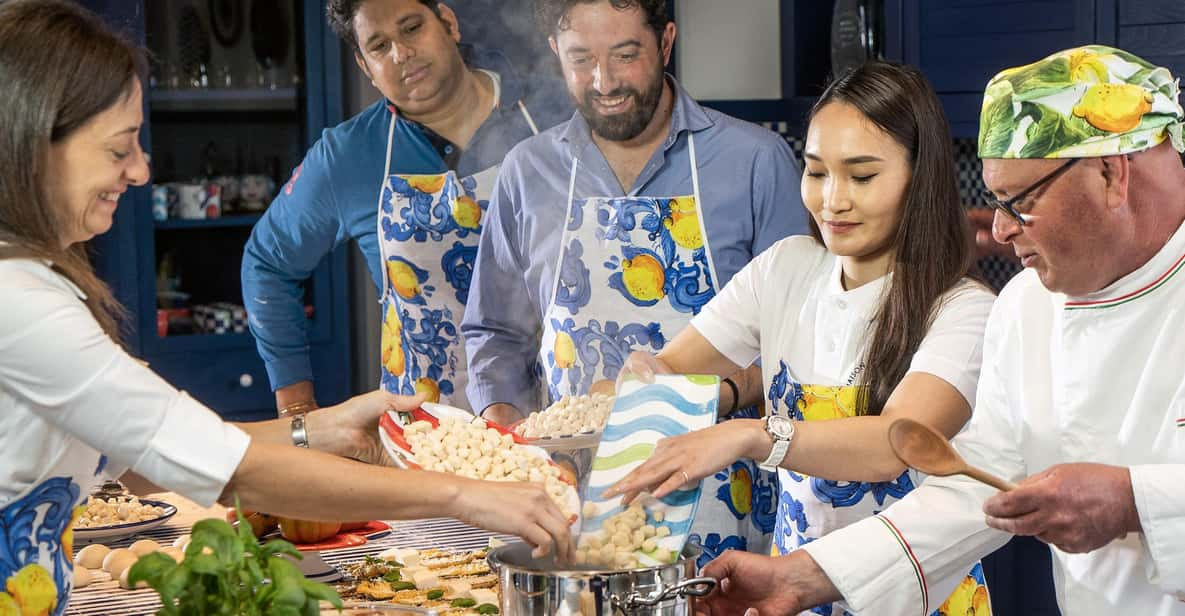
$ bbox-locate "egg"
[72,566,92,589]
[160,546,184,563]
[102,549,138,579]
[129,539,159,557]
[74,544,110,569]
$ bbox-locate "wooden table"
[66,493,507,616]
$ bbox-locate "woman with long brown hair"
[606,61,996,614]
[0,1,570,610]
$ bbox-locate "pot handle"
[613,576,717,611]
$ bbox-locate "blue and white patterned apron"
[767,362,991,616]
[376,94,538,410]
[0,446,106,615]
[539,134,777,566]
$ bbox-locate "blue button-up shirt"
[462,78,810,412]
[241,46,571,391]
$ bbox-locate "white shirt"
[0,259,250,508]
[802,221,1185,615]
[691,236,995,542]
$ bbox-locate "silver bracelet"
[291,414,309,448]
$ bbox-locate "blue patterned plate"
[73,499,178,544]
[580,374,719,566]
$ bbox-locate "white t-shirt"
[0,259,250,508]
[690,236,995,550]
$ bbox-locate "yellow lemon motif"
[1072,83,1154,133]
[798,385,863,421]
[938,575,990,616]
[387,260,422,301]
[663,197,703,249]
[62,504,85,564]
[452,195,482,230]
[729,466,753,515]
[6,564,58,616]
[620,254,666,302]
[0,592,20,616]
[405,174,447,194]
[1068,49,1109,84]
[414,378,441,403]
[554,331,576,369]
[381,304,405,376]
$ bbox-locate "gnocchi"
[516,394,614,439]
[74,495,166,528]
[403,416,573,518]
[574,502,673,568]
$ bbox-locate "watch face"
[768,415,795,439]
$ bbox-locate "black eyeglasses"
[984,158,1081,227]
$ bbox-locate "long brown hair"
[809,61,978,414]
[0,0,143,339]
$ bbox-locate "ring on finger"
[680,470,690,485]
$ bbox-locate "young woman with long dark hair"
[607,61,996,614]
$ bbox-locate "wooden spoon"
[888,418,1016,491]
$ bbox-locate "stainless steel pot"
[487,542,716,616]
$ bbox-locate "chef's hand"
[480,403,524,428]
[451,478,574,562]
[696,550,840,616]
[614,351,671,393]
[983,462,1142,553]
[604,419,764,504]
[967,208,1018,261]
[308,390,425,464]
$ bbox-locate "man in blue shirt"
[461,0,809,563]
[242,0,569,414]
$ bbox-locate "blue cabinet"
[890,0,1099,137]
[1113,1,1185,86]
[82,0,351,421]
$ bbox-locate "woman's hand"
[308,390,424,464]
[450,478,575,562]
[604,419,766,504]
[613,351,671,393]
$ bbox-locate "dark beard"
[577,70,665,142]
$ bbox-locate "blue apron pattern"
[539,134,776,567]
[376,103,539,408]
[767,361,992,615]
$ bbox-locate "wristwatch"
[758,415,795,471]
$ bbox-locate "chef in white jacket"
[692,45,1185,616]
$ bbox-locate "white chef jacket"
[0,259,250,508]
[691,236,995,546]
[802,221,1185,615]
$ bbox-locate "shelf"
[149,87,299,112]
[152,331,257,354]
[155,214,263,230]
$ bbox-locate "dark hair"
[809,61,979,414]
[0,0,140,340]
[327,0,442,50]
[535,0,668,43]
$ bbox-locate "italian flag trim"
[1065,251,1185,310]
[876,514,929,615]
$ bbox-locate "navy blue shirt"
[242,46,572,389]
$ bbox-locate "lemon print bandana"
[978,45,1185,158]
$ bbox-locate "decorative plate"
[378,403,581,527]
[579,374,720,566]
[73,499,178,544]
[290,521,391,552]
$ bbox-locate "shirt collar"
[559,75,716,153]
[823,256,891,319]
[1063,217,1185,308]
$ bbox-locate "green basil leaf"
[382,569,401,583]
[451,597,477,608]
[127,551,176,587]
[426,589,444,600]
[476,604,500,614]
[390,580,416,591]
[300,579,342,606]
[184,552,222,576]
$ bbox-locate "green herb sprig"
[128,499,342,616]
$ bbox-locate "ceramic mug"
[213,175,240,209]
[152,184,177,221]
[174,182,221,219]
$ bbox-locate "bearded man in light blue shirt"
[461,0,808,565]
